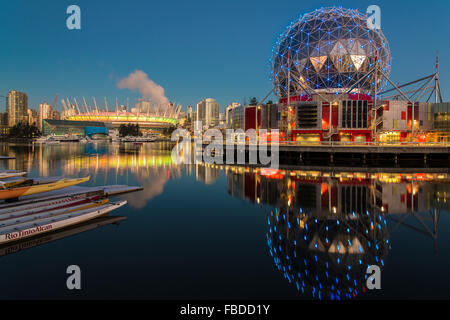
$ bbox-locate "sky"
[0,0,449,113]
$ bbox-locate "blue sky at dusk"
[0,0,449,112]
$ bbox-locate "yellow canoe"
[0,176,90,200]
[65,198,109,213]
[0,177,28,189]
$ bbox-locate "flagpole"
[436,50,439,104]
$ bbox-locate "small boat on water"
[35,134,81,143]
[0,194,103,219]
[0,184,143,209]
[0,198,109,228]
[0,165,143,247]
[0,177,28,189]
[0,215,126,257]
[0,176,90,201]
[0,200,127,245]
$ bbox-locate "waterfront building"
[27,108,38,126]
[64,99,178,131]
[38,101,53,131]
[280,96,436,143]
[7,90,28,127]
[42,119,108,138]
[0,112,8,135]
[0,112,8,126]
[184,105,194,130]
[227,105,245,131]
[225,103,241,127]
[196,98,220,128]
[227,98,443,143]
[229,6,449,143]
[430,102,450,143]
[218,112,225,126]
[186,106,193,122]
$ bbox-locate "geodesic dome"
[270,6,391,98]
[266,209,389,300]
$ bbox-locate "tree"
[118,123,142,137]
[118,124,126,137]
[8,122,41,139]
[249,97,258,106]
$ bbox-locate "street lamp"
[255,105,261,142]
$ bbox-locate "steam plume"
[117,70,169,106]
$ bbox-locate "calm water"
[0,142,449,300]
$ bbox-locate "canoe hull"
[0,201,126,245]
[0,176,90,201]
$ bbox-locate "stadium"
[66,112,177,129]
[61,98,179,131]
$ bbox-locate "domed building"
[270,6,391,97]
[225,6,441,144]
[263,6,439,144]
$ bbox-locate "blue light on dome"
[271,6,391,97]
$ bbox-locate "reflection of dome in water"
[270,6,391,97]
[266,208,389,300]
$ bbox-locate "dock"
[200,143,450,167]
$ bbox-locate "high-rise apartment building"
[7,90,28,127]
[196,98,220,128]
[186,106,193,122]
[225,102,241,127]
[38,101,53,130]
[27,109,38,126]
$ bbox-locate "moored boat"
[0,170,27,180]
[0,184,142,209]
[0,200,127,245]
[0,198,109,228]
[0,194,104,221]
[0,177,28,189]
[0,193,101,216]
[0,216,126,257]
[0,176,90,201]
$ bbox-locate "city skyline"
[0,1,450,305]
[1,0,449,113]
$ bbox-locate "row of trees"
[249,97,273,105]
[7,122,41,139]
[118,123,142,137]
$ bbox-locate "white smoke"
[117,70,170,110]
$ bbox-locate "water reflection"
[0,216,126,257]
[224,166,448,299]
[0,142,448,299]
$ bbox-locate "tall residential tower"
[196,98,220,128]
[7,90,28,127]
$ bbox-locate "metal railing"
[276,141,449,147]
[223,141,450,147]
